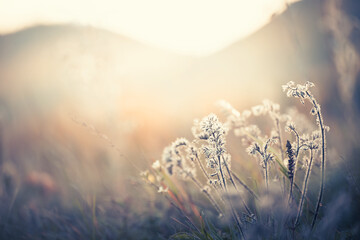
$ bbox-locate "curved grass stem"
[306,91,326,231]
[190,176,224,216]
[294,148,314,227]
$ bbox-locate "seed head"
[286,141,295,180]
[282,81,315,104]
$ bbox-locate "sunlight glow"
[0,0,298,55]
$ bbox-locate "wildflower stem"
[275,118,285,164]
[222,157,252,215]
[218,156,245,239]
[192,148,225,207]
[275,118,287,196]
[246,128,304,198]
[264,161,269,191]
[218,155,227,190]
[245,131,289,182]
[288,183,293,204]
[307,91,326,230]
[230,170,259,200]
[190,176,224,216]
[194,152,210,181]
[295,148,314,227]
[289,127,301,157]
[230,204,246,240]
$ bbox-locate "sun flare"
[0,0,298,55]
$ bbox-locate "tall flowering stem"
[190,175,224,216]
[222,155,252,215]
[159,138,224,217]
[282,81,328,230]
[196,114,245,239]
[247,138,275,191]
[306,92,327,230]
[295,146,314,227]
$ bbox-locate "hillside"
[0,0,357,168]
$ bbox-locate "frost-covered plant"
[282,81,329,229]
[286,140,296,201]
[142,81,330,239]
[247,137,276,190]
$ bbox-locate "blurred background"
[0,0,359,238]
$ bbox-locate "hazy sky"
[0,0,298,55]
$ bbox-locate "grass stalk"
[264,161,269,191]
[217,155,245,239]
[230,170,259,200]
[306,91,326,230]
[222,157,252,215]
[294,148,314,227]
[190,176,224,216]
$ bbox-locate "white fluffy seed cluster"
[282,81,315,104]
[190,114,230,176]
[159,138,196,179]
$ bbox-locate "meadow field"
[0,0,359,239]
